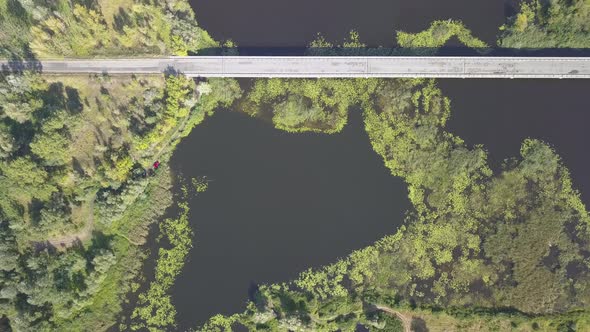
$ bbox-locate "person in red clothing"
[153,160,160,170]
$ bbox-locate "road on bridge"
[2,56,590,78]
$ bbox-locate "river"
[189,0,507,48]
[165,0,590,329]
[440,79,590,206]
[170,109,410,328]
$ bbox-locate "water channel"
[170,110,411,328]
[163,0,590,328]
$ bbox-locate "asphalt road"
[2,56,590,78]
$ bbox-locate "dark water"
[190,0,507,47]
[161,0,590,329]
[440,79,590,206]
[170,110,410,328]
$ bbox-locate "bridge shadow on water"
[193,46,590,57]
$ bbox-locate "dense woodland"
[499,0,590,48]
[1,0,589,331]
[0,72,241,330]
[0,1,243,327]
[0,0,218,58]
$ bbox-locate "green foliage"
[244,24,485,134]
[220,23,590,328]
[219,77,590,330]
[134,75,241,163]
[295,260,350,299]
[131,200,193,331]
[366,312,404,332]
[133,74,196,155]
[0,70,237,330]
[3,0,218,58]
[0,122,15,158]
[0,1,237,330]
[396,20,488,49]
[499,0,590,48]
[30,126,71,166]
[0,0,32,57]
[192,176,209,193]
[0,73,45,124]
[200,314,240,332]
[30,4,111,57]
[245,78,379,133]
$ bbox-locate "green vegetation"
[499,0,590,48]
[306,20,487,57]
[397,20,488,48]
[0,70,241,330]
[192,176,210,193]
[204,77,590,332]
[306,30,368,56]
[0,0,217,58]
[130,194,193,331]
[241,24,485,134]
[0,1,242,330]
[243,78,379,133]
[199,23,590,331]
[1,0,589,329]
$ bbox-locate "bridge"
[2,56,590,78]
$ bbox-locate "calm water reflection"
[190,0,506,47]
[163,0,590,329]
[170,110,410,328]
[440,79,590,206]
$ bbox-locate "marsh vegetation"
[0,0,589,331]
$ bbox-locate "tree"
[30,130,71,166]
[0,74,44,124]
[499,0,590,48]
[0,122,15,159]
[0,157,55,201]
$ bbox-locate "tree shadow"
[0,50,42,75]
[33,240,57,254]
[248,281,260,303]
[44,82,67,109]
[6,0,28,22]
[355,324,370,332]
[72,0,100,10]
[28,199,44,227]
[40,83,84,116]
[113,7,133,33]
[65,86,83,114]
[231,322,249,332]
[72,157,86,176]
[410,317,429,332]
[164,65,181,76]
[88,231,115,253]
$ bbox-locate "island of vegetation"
[0,0,589,331]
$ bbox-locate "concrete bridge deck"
[2,56,590,78]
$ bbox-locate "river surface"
[190,0,507,48]
[163,0,590,329]
[440,79,590,206]
[170,110,410,328]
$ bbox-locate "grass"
[53,166,174,330]
[17,75,166,244]
[98,0,134,26]
[398,308,590,332]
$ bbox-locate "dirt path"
[375,304,413,332]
